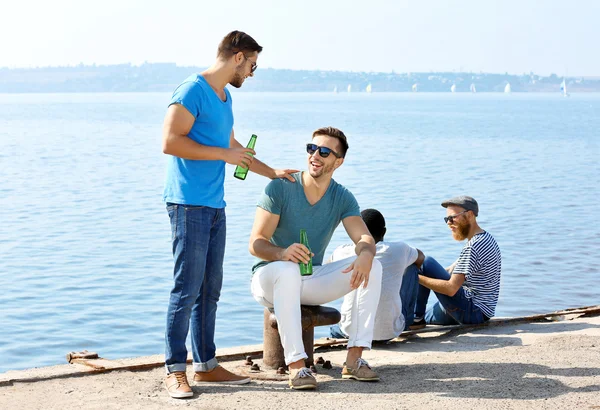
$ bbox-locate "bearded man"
[161,31,298,398]
[411,196,502,328]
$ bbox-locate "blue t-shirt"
[252,172,361,272]
[163,74,234,208]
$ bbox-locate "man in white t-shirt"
[329,209,425,341]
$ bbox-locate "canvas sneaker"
[288,367,317,390]
[164,371,193,398]
[194,365,251,385]
[342,358,380,381]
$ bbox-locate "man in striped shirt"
[411,196,501,328]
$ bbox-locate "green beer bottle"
[233,134,257,180]
[299,229,313,276]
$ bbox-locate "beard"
[229,67,245,88]
[308,159,335,179]
[451,220,471,241]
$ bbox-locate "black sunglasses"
[306,143,342,158]
[444,210,469,224]
[232,50,257,73]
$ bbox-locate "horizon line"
[0,63,597,78]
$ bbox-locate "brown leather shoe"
[194,365,251,385]
[164,371,193,398]
[342,358,380,381]
[288,367,317,390]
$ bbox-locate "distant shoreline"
[2,63,599,93]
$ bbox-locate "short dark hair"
[217,31,263,58]
[361,209,386,240]
[311,126,349,158]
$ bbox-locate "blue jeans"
[330,263,421,339]
[164,204,226,373]
[400,264,420,330]
[415,256,486,325]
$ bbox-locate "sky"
[1,0,599,76]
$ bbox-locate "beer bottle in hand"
[299,229,313,276]
[234,134,257,180]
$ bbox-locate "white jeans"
[251,257,382,365]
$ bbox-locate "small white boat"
[333,86,338,93]
[470,83,477,93]
[365,83,372,93]
[412,83,418,92]
[450,84,456,93]
[560,78,570,97]
[504,83,511,93]
[347,84,352,93]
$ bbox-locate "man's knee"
[273,261,302,287]
[423,255,437,266]
[422,256,442,275]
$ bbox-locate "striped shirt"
[453,231,501,318]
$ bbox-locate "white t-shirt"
[330,241,418,341]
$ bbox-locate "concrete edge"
[2,305,598,386]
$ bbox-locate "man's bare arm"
[446,259,459,274]
[249,207,311,264]
[341,215,376,288]
[230,131,298,181]
[414,249,425,268]
[418,273,465,296]
[162,104,254,167]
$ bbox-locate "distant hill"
[0,63,598,93]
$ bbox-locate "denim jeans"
[400,264,420,330]
[164,204,226,373]
[330,263,421,339]
[415,256,486,325]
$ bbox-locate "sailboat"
[450,84,456,93]
[347,84,352,93]
[504,83,511,93]
[365,83,372,93]
[333,86,338,93]
[470,83,477,93]
[560,78,569,97]
[412,83,418,92]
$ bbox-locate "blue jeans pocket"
[167,204,178,241]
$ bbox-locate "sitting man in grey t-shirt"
[330,209,425,341]
[249,126,382,390]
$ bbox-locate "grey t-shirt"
[252,172,360,272]
[331,241,418,340]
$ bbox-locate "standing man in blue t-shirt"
[411,196,502,329]
[249,127,383,390]
[161,31,297,399]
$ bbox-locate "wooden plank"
[400,305,600,337]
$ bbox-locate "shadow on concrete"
[179,359,600,402]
